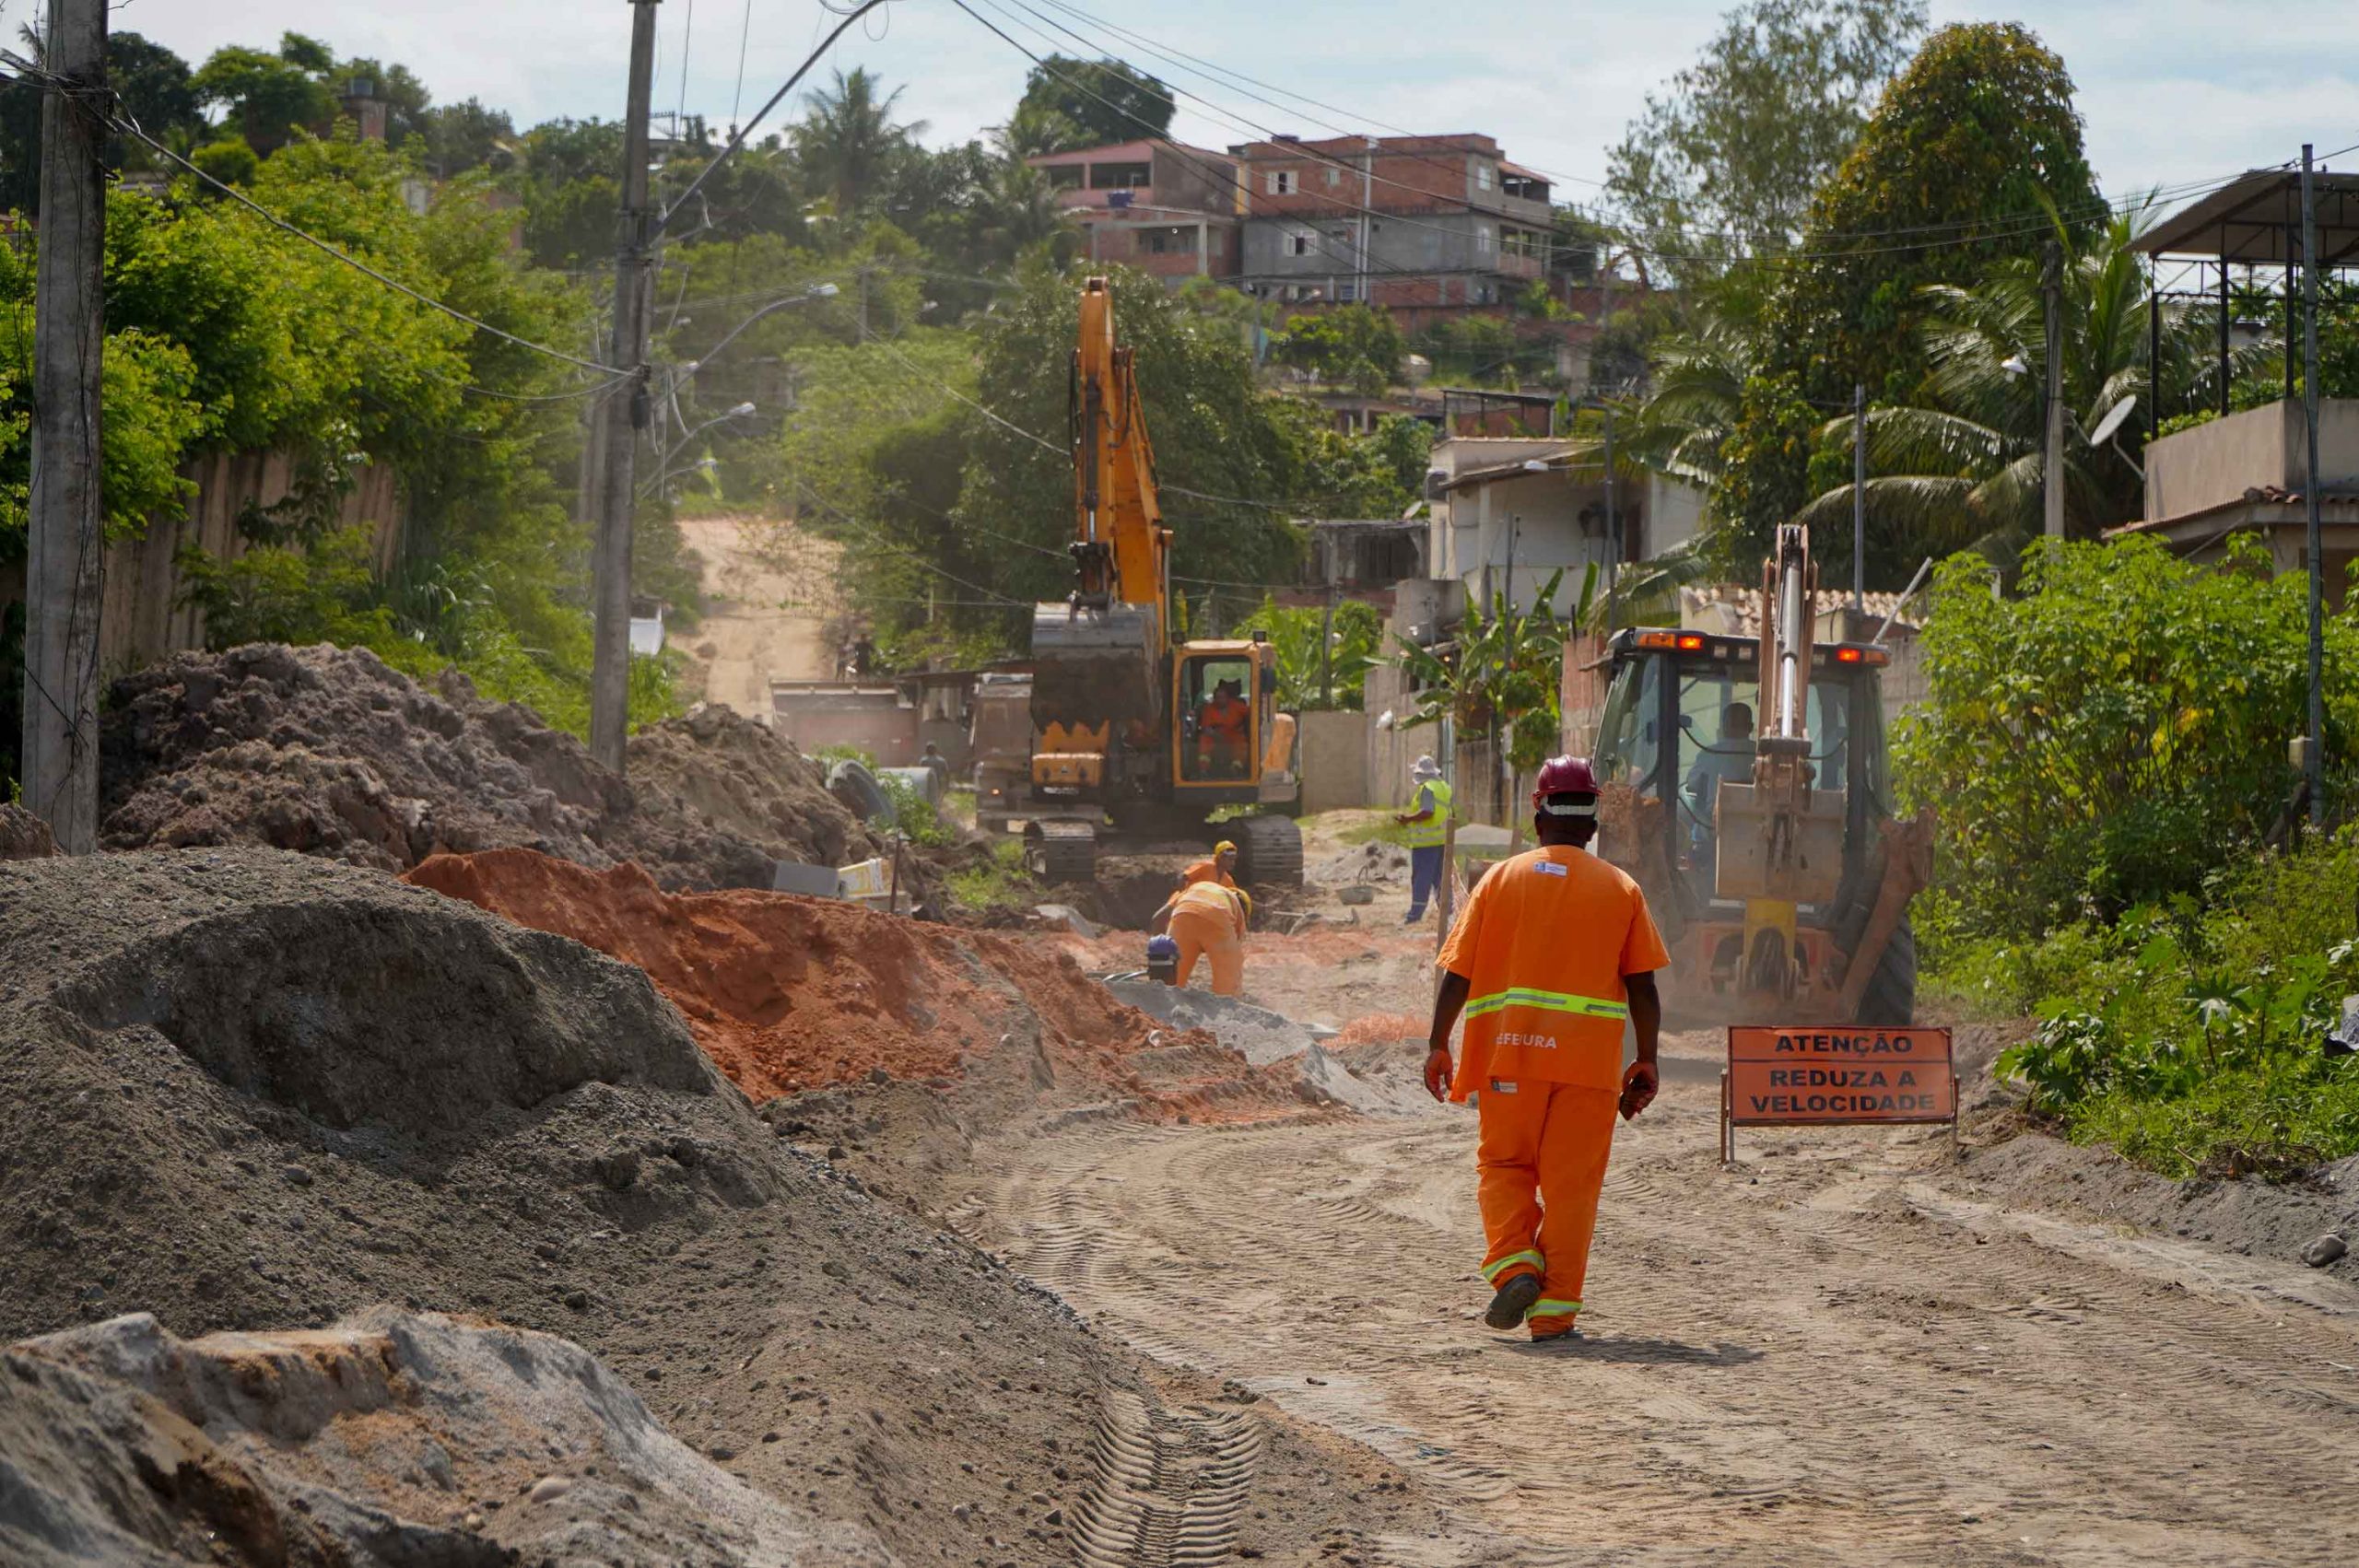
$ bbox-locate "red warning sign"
[1719,1027,1956,1158]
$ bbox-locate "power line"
[108,111,628,378]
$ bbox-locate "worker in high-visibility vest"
[1395,755,1453,923]
[1180,840,1238,890]
[1149,881,1252,995]
[1425,755,1668,1342]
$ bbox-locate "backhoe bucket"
[1713,783,1847,905]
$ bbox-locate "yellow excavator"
[1017,276,1303,886]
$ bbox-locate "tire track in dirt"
[958,1077,2359,1564]
[1072,1384,1262,1567]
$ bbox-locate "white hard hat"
[1410,754,1440,779]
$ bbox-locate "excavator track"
[1229,813,1302,888]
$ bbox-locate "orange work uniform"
[1438,844,1668,1337]
[1180,859,1238,890]
[1197,696,1250,774]
[1167,882,1248,995]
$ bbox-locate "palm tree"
[793,67,923,215]
[1794,202,2259,560]
[1618,312,1755,492]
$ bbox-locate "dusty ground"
[677,514,839,713]
[942,916,2359,1567]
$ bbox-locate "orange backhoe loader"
[1589,524,1934,1024]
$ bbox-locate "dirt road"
[949,1022,2359,1565]
[678,515,838,713]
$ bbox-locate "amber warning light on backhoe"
[1719,1025,1956,1162]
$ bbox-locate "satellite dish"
[2088,395,2137,448]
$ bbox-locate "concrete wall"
[1297,708,1368,813]
[769,688,922,766]
[2145,397,2359,524]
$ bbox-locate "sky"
[100,0,2359,210]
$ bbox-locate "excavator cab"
[1590,625,1929,1025]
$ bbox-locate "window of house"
[1268,169,1297,195]
[1044,166,1083,190]
[1475,226,1494,254]
[1325,165,1341,187]
[1088,161,1151,190]
[1288,229,1314,256]
[1475,161,1495,192]
[1143,228,1196,256]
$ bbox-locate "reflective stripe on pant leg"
[1528,1082,1619,1334]
[1482,1249,1543,1284]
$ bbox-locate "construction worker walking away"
[1424,755,1667,1341]
[1149,881,1251,996]
[1180,840,1239,889]
[1396,755,1452,923]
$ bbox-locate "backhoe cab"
[1590,526,1933,1025]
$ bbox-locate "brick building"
[1027,138,1245,286]
[1229,133,1554,326]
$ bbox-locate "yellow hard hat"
[1213,839,1238,856]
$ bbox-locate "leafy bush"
[1896,535,2357,942]
[947,837,1033,914]
[1979,833,2359,1178]
[1239,595,1382,710]
[876,771,957,848]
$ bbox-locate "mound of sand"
[0,847,1133,1565]
[403,848,1297,1117]
[98,644,878,891]
[0,1308,888,1567]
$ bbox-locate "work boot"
[1485,1271,1543,1330]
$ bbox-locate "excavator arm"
[1071,277,1171,614]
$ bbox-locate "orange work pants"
[1168,907,1244,996]
[1475,1079,1618,1338]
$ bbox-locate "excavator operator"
[1196,679,1251,778]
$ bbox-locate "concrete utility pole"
[590,0,663,772]
[1852,383,1867,610]
[2301,146,2326,825]
[2043,240,2066,540]
[21,0,107,853]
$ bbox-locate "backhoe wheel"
[1027,821,1097,886]
[1857,915,1918,1026]
[1229,813,1303,888]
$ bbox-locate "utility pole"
[21,0,107,852]
[1602,404,1618,628]
[2301,146,2326,826]
[2043,240,2066,540]
[1852,382,1867,611]
[590,0,662,771]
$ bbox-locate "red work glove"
[1424,1047,1454,1103]
[1619,1059,1659,1121]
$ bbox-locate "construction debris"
[97,644,879,890]
[0,803,56,860]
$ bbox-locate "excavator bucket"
[1712,782,1847,905]
[1030,601,1161,733]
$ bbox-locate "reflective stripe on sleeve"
[1481,1249,1544,1283]
[1461,988,1629,1021]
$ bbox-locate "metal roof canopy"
[2136,167,2359,264]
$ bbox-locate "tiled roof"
[1679,584,1920,637]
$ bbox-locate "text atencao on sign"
[1719,1026,1956,1162]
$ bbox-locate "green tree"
[1605,0,1928,279]
[1273,303,1406,394]
[793,68,922,214]
[420,99,514,178]
[1712,21,2101,576]
[1012,55,1174,151]
[192,43,336,155]
[1240,595,1383,709]
[1391,569,1578,820]
[190,135,261,188]
[1791,203,2244,571]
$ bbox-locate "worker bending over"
[1150,881,1251,996]
[1180,840,1239,889]
[1426,755,1667,1342]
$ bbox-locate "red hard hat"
[1532,755,1600,806]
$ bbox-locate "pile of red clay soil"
[404,848,1298,1120]
[98,643,879,891]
